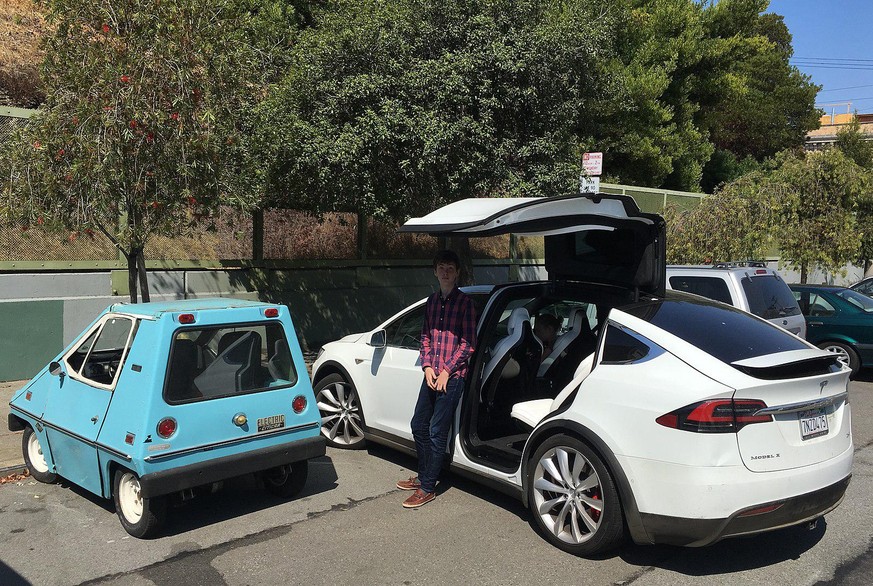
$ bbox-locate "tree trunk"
[800,262,808,284]
[137,248,150,303]
[125,250,138,304]
[446,236,474,286]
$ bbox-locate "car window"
[807,294,836,317]
[164,322,297,404]
[384,305,426,350]
[625,295,809,364]
[64,316,136,388]
[601,325,654,364]
[854,279,873,295]
[668,276,732,305]
[836,288,873,312]
[741,275,801,318]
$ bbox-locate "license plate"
[799,409,828,441]
[257,414,285,432]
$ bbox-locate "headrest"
[507,307,530,334]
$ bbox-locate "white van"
[666,263,806,338]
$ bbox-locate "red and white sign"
[582,152,603,176]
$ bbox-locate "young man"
[397,250,477,508]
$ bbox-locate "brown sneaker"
[402,488,435,508]
[396,476,421,491]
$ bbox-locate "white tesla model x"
[312,194,853,556]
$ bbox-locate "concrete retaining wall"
[0,263,543,382]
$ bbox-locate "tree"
[835,119,873,273]
[701,3,819,164]
[0,0,304,302]
[251,0,620,221]
[664,170,775,264]
[771,149,868,283]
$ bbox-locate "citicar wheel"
[263,461,309,498]
[527,434,625,556]
[113,469,167,538]
[22,426,57,483]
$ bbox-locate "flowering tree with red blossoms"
[0,0,290,301]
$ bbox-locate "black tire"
[818,341,860,378]
[527,434,625,556]
[263,461,309,499]
[22,426,57,483]
[113,468,167,538]
[314,373,367,449]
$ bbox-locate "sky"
[767,0,873,115]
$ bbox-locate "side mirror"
[49,361,63,376]
[368,330,387,348]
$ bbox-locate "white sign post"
[580,151,603,193]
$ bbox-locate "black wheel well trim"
[521,419,652,545]
[312,360,356,388]
[8,412,26,432]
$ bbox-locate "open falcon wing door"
[399,193,666,297]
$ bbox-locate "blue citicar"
[7,298,325,537]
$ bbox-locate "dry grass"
[0,0,46,106]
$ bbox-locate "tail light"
[178,313,195,324]
[157,417,177,439]
[292,395,307,414]
[656,399,772,433]
[264,307,279,318]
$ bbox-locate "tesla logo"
[820,380,828,395]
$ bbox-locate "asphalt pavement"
[0,380,27,475]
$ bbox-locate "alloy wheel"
[317,381,365,446]
[532,446,603,545]
[822,344,851,368]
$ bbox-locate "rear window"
[668,276,732,305]
[164,322,297,404]
[741,275,801,318]
[624,295,808,364]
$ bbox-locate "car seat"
[480,307,541,412]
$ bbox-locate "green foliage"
[771,149,867,281]
[1,0,303,250]
[665,171,774,264]
[252,0,621,219]
[701,3,820,165]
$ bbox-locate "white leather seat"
[511,353,595,428]
[480,307,541,409]
[482,308,532,386]
[538,307,588,378]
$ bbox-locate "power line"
[794,56,873,63]
[818,84,873,93]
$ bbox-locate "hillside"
[0,0,46,107]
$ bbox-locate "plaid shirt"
[420,287,477,379]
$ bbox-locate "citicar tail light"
[157,417,177,439]
[178,313,196,324]
[656,399,772,433]
[264,307,279,318]
[292,395,307,414]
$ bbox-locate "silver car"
[666,263,806,338]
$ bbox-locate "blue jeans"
[410,376,465,494]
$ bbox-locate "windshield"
[741,275,801,318]
[836,288,873,312]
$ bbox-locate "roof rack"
[711,261,767,269]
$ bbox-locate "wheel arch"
[521,419,652,546]
[312,360,354,388]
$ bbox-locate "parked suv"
[666,263,806,338]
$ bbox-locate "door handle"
[809,321,823,326]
